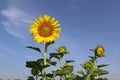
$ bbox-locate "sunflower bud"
[31,68,39,76]
[57,46,68,54]
[95,45,105,57]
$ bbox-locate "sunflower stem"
[43,44,48,80]
[36,75,38,80]
[60,58,63,68]
[59,58,63,80]
[86,74,90,80]
[94,52,97,66]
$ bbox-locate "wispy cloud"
[69,0,88,10]
[1,8,34,39]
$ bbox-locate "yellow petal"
[44,14,50,22]
[53,20,58,25]
[39,15,44,23]
[50,17,55,23]
[55,23,61,27]
[36,18,41,24]
[55,28,61,32]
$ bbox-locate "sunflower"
[63,63,72,76]
[95,45,105,57]
[57,46,68,54]
[30,14,61,44]
[64,63,71,67]
[82,61,94,70]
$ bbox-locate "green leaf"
[97,69,109,76]
[31,68,39,76]
[26,61,38,68]
[49,53,60,59]
[42,65,50,68]
[27,76,35,80]
[47,59,57,66]
[48,41,55,45]
[66,60,75,63]
[37,59,44,65]
[97,64,109,68]
[46,73,53,78]
[26,46,42,53]
[26,60,44,72]
[57,66,73,75]
[88,56,95,60]
[46,41,55,47]
[67,74,83,80]
[77,70,85,76]
[50,61,57,66]
[80,64,84,68]
[51,66,73,80]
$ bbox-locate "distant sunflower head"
[64,63,71,67]
[57,46,68,54]
[30,14,61,44]
[63,63,72,76]
[95,45,105,57]
[82,61,94,70]
[31,68,39,76]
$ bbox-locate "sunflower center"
[38,26,53,37]
[97,48,103,56]
[59,48,65,53]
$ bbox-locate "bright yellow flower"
[95,45,105,57]
[30,14,61,44]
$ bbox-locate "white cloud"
[1,8,32,24]
[1,8,34,39]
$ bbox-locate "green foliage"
[78,45,109,80]
[25,44,109,80]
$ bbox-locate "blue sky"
[0,0,120,80]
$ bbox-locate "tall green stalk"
[59,58,63,80]
[86,74,90,80]
[94,52,97,66]
[43,44,48,80]
[36,75,38,80]
[60,58,63,68]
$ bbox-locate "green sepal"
[46,41,55,47]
